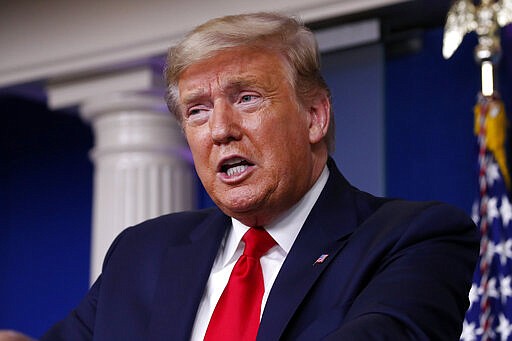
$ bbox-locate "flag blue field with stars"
[461,95,512,341]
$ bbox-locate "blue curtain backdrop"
[2,26,506,337]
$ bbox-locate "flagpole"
[443,1,512,340]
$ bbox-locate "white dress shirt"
[190,166,329,340]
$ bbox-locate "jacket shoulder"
[100,207,226,267]
[122,207,223,241]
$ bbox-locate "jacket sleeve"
[324,202,480,340]
[39,279,101,341]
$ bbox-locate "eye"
[187,104,209,116]
[235,92,261,113]
[240,94,255,103]
[237,92,261,106]
[189,108,202,116]
[185,105,211,126]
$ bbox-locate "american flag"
[461,94,512,341]
[313,254,329,266]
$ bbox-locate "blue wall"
[2,26,507,337]
[323,43,385,196]
[386,28,481,212]
[1,98,93,336]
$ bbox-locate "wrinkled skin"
[178,47,330,227]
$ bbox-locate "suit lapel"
[148,210,230,340]
[257,161,360,341]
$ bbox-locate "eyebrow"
[181,74,263,105]
[181,89,209,106]
[225,76,260,91]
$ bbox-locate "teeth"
[226,164,248,177]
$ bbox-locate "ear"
[307,93,330,144]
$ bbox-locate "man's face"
[178,47,327,226]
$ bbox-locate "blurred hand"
[0,331,35,341]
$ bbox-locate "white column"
[46,67,195,283]
[83,92,193,282]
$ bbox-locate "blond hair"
[164,12,335,151]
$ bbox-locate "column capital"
[80,91,186,161]
[45,65,165,110]
[80,90,168,121]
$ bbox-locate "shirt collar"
[218,165,330,268]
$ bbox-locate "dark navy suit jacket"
[42,161,479,340]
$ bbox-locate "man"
[40,12,478,340]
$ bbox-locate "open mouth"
[220,157,254,177]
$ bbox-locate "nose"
[209,100,242,144]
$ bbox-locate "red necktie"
[204,227,276,341]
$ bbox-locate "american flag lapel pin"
[313,254,329,266]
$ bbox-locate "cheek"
[185,131,211,166]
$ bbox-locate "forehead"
[177,47,290,97]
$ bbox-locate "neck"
[234,151,328,227]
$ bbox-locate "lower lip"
[218,164,255,183]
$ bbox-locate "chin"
[220,200,257,215]
[217,196,261,216]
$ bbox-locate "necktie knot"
[242,227,276,259]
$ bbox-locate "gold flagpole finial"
[443,0,512,95]
[443,0,512,61]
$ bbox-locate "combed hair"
[164,12,335,152]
